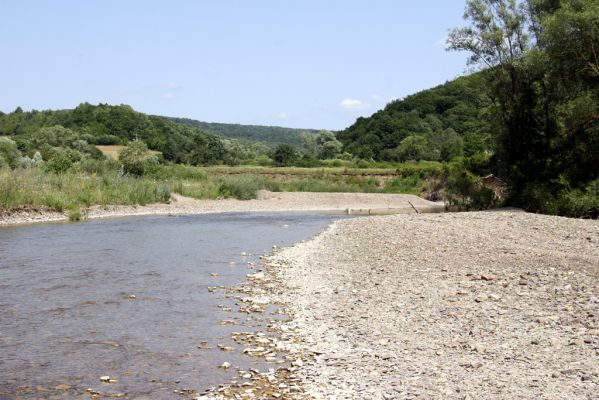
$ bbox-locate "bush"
[272,144,297,167]
[445,162,500,210]
[512,178,599,218]
[356,159,371,169]
[560,180,599,218]
[118,141,156,176]
[217,175,280,200]
[0,137,21,168]
[44,149,74,173]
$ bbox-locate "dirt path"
[0,191,443,227]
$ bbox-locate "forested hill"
[167,117,319,148]
[0,103,232,165]
[337,72,493,162]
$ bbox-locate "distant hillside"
[337,72,493,162]
[0,103,231,165]
[168,117,320,148]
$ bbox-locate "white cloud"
[277,111,288,119]
[339,98,368,110]
[163,92,175,99]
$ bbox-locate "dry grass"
[95,145,160,160]
[95,145,125,159]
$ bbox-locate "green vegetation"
[168,117,319,148]
[1,0,596,219]
[0,103,240,166]
[447,0,599,217]
[0,168,172,212]
[338,72,492,162]
[0,160,451,214]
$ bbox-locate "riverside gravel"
[231,211,598,399]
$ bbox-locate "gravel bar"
[255,211,599,399]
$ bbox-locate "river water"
[0,213,341,399]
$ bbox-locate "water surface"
[0,213,340,399]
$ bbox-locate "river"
[0,212,342,399]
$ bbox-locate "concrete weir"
[347,202,445,215]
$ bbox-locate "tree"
[448,0,546,185]
[315,131,343,159]
[449,0,599,216]
[300,133,318,157]
[396,135,429,161]
[272,143,297,166]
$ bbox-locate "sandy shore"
[214,211,598,399]
[0,191,443,227]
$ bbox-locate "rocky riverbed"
[200,211,598,399]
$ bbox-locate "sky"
[1,0,471,130]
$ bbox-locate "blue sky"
[1,1,470,130]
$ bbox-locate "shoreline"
[213,210,599,399]
[0,191,444,227]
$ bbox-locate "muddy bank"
[217,211,598,399]
[0,191,443,227]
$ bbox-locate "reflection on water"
[0,213,339,399]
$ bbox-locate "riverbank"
[0,191,443,227]
[220,211,598,399]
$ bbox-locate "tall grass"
[1,160,445,213]
[0,168,172,211]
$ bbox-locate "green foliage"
[170,117,318,148]
[448,0,599,217]
[337,72,491,162]
[385,175,421,195]
[0,103,238,167]
[395,161,444,178]
[44,149,74,174]
[396,135,430,161]
[272,144,297,167]
[445,160,499,210]
[0,137,21,168]
[68,208,82,222]
[0,167,174,212]
[217,175,280,200]
[118,141,159,176]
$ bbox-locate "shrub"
[44,150,74,173]
[0,137,21,168]
[217,175,280,200]
[272,144,297,167]
[68,208,82,222]
[118,141,157,176]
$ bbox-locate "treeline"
[168,117,319,148]
[0,103,351,172]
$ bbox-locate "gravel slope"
[262,211,598,399]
